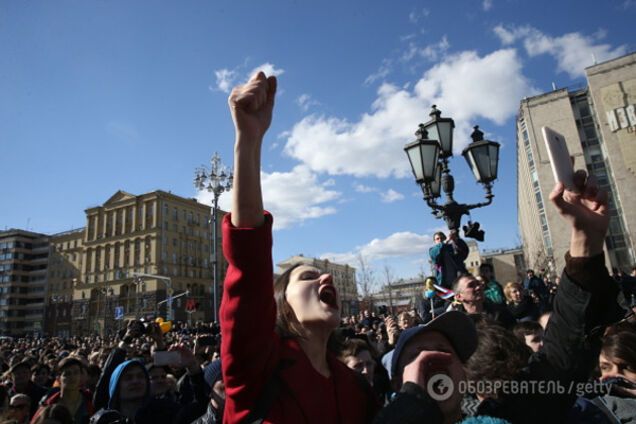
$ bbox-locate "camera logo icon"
[427,374,454,401]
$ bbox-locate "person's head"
[31,364,50,387]
[452,274,484,306]
[31,404,73,424]
[86,365,102,390]
[337,338,376,386]
[58,357,84,392]
[203,360,224,413]
[504,282,523,304]
[513,321,544,352]
[147,365,170,397]
[397,312,414,330]
[7,362,31,391]
[465,321,531,400]
[526,269,535,278]
[433,232,446,244]
[8,394,31,423]
[108,360,149,410]
[599,324,636,396]
[391,312,477,421]
[274,263,340,339]
[478,263,494,281]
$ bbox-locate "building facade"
[481,247,527,285]
[517,52,636,273]
[277,255,358,317]
[0,230,49,336]
[45,228,84,337]
[70,190,225,336]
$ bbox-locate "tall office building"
[0,229,49,336]
[71,190,226,336]
[517,52,636,273]
[45,228,84,337]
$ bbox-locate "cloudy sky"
[1,0,634,284]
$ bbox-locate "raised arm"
[228,71,277,228]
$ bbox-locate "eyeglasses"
[10,404,29,409]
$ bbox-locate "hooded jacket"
[93,350,179,424]
[107,360,150,411]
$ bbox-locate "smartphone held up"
[542,126,575,191]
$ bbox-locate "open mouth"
[318,285,339,309]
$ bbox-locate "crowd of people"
[1,72,635,423]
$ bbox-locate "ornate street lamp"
[405,106,500,239]
[194,152,233,323]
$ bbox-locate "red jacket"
[31,389,94,424]
[220,213,377,424]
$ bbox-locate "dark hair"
[32,404,73,424]
[433,231,446,241]
[465,322,531,399]
[337,338,374,361]
[513,321,543,342]
[31,363,50,374]
[273,263,306,339]
[451,273,473,293]
[601,323,636,370]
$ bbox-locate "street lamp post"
[405,106,500,238]
[194,152,233,323]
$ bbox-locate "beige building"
[517,52,636,273]
[71,190,225,336]
[45,228,84,337]
[277,255,358,316]
[464,240,481,275]
[370,277,424,314]
[0,230,49,336]
[481,247,526,285]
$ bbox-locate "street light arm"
[465,183,494,211]
[424,196,444,212]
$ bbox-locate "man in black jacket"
[375,174,626,424]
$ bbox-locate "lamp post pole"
[194,152,233,323]
[405,106,500,238]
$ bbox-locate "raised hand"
[549,170,609,257]
[228,72,277,228]
[228,71,277,143]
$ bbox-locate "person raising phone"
[220,72,378,423]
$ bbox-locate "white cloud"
[296,94,321,111]
[321,231,435,266]
[401,36,450,62]
[197,165,340,230]
[353,183,377,193]
[249,62,285,78]
[283,48,536,178]
[212,68,238,93]
[409,8,430,23]
[493,25,628,78]
[365,58,393,85]
[482,0,493,11]
[380,189,404,203]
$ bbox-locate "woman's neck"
[298,326,332,378]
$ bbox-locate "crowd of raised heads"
[3,71,636,424]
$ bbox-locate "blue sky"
[1,0,634,284]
